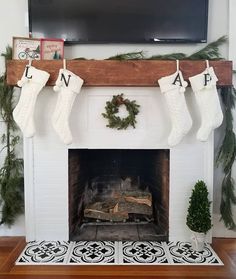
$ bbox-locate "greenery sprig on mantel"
[0,46,24,226]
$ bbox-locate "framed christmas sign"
[12,37,41,60]
[40,38,64,60]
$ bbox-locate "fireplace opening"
[69,149,169,241]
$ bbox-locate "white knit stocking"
[158,70,192,146]
[52,69,84,145]
[189,66,223,141]
[13,66,50,137]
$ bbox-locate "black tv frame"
[28,0,209,45]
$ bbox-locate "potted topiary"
[186,180,212,251]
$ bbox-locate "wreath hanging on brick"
[102,94,140,130]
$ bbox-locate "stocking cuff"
[189,67,218,92]
[158,70,188,93]
[54,69,84,94]
[17,66,50,87]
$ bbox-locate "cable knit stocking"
[13,65,50,137]
[158,70,192,146]
[52,69,84,145]
[189,66,223,141]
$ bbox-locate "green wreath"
[102,94,140,130]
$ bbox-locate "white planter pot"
[190,230,206,252]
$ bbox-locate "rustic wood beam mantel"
[7,60,232,87]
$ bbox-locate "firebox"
[69,149,169,241]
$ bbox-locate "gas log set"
[69,149,169,241]
[84,177,153,222]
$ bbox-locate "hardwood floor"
[0,237,235,278]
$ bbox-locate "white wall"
[0,0,235,237]
[0,0,28,73]
[0,0,28,236]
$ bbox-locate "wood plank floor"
[0,237,235,278]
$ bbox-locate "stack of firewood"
[84,191,152,222]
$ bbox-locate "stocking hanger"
[63,59,67,70]
[28,58,32,67]
[176,60,179,72]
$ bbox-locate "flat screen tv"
[28,0,209,44]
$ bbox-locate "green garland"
[0,46,24,226]
[106,36,227,61]
[102,94,140,130]
[75,36,227,61]
[217,86,236,229]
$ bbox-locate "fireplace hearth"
[69,149,169,241]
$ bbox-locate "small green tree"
[35,45,40,54]
[53,51,59,59]
[186,180,212,234]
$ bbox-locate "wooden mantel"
[7,59,232,87]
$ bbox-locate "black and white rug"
[16,241,223,265]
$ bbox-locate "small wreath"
[102,94,140,130]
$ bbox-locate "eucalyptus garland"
[217,86,236,229]
[0,46,24,226]
[102,94,140,130]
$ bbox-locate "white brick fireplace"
[24,86,213,242]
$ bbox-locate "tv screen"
[28,0,209,44]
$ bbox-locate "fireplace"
[23,86,214,242]
[69,149,169,241]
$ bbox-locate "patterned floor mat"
[16,241,223,265]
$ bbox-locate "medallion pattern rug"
[16,241,223,265]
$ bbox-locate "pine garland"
[105,36,227,61]
[217,86,236,229]
[106,51,145,61]
[148,53,186,60]
[0,46,24,226]
[74,36,227,61]
[187,36,227,60]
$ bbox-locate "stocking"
[158,67,192,146]
[13,65,50,137]
[52,68,84,144]
[189,64,223,141]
